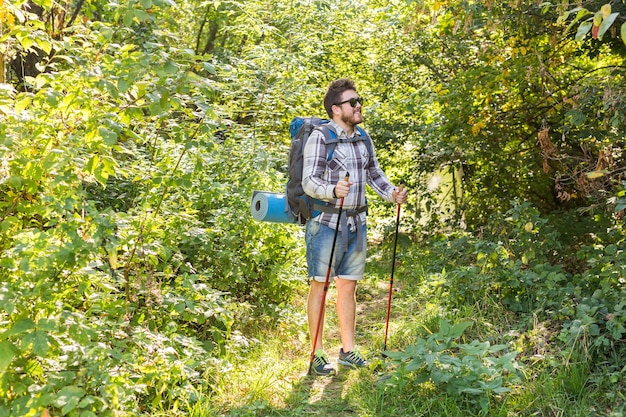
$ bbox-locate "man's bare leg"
[335,277,357,352]
[307,279,327,351]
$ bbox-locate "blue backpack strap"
[316,125,339,161]
[322,125,372,162]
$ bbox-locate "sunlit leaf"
[598,12,618,39]
[53,386,85,414]
[15,95,32,112]
[575,21,593,40]
[593,11,603,27]
[30,330,50,356]
[2,318,35,338]
[85,154,99,174]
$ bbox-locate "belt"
[313,203,368,252]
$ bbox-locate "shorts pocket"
[306,220,321,240]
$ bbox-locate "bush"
[384,319,521,412]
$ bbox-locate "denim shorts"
[305,220,367,282]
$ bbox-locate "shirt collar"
[329,120,361,139]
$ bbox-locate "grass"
[186,243,624,417]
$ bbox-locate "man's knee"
[335,277,357,293]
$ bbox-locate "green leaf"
[85,154,99,174]
[459,341,489,356]
[1,216,19,233]
[99,126,118,145]
[0,341,18,373]
[382,350,405,360]
[598,12,619,39]
[21,330,50,356]
[605,244,618,255]
[123,9,134,26]
[163,60,178,74]
[438,319,452,337]
[565,9,592,34]
[53,386,85,414]
[92,156,117,186]
[556,11,569,25]
[93,167,109,186]
[37,318,57,332]
[621,22,626,45]
[118,78,130,93]
[36,39,53,55]
[32,0,53,9]
[104,80,119,99]
[576,21,593,40]
[134,9,150,22]
[450,321,473,339]
[2,318,35,339]
[522,250,535,264]
[405,358,424,372]
[460,387,484,395]
[31,331,50,356]
[15,95,33,112]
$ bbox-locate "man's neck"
[333,118,355,136]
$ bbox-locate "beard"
[340,110,364,127]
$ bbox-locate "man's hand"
[392,185,408,205]
[334,178,352,199]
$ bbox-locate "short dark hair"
[323,78,357,118]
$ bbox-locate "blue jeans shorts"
[305,220,367,282]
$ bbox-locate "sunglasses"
[335,96,363,107]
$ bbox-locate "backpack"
[285,116,373,225]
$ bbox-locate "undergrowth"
[202,202,625,417]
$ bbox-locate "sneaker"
[338,348,369,368]
[311,350,336,376]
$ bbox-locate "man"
[302,78,408,376]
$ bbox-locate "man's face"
[335,90,363,127]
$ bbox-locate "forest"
[0,0,625,415]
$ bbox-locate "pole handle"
[395,181,405,206]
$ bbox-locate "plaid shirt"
[302,120,395,231]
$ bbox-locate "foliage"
[1,0,626,415]
[0,0,307,414]
[418,200,625,377]
[369,0,626,230]
[383,319,521,412]
[555,1,626,47]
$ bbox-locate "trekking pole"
[308,172,350,376]
[383,183,404,355]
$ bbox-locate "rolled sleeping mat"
[250,191,296,223]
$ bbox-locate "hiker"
[302,78,408,376]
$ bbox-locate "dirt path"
[272,278,402,416]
